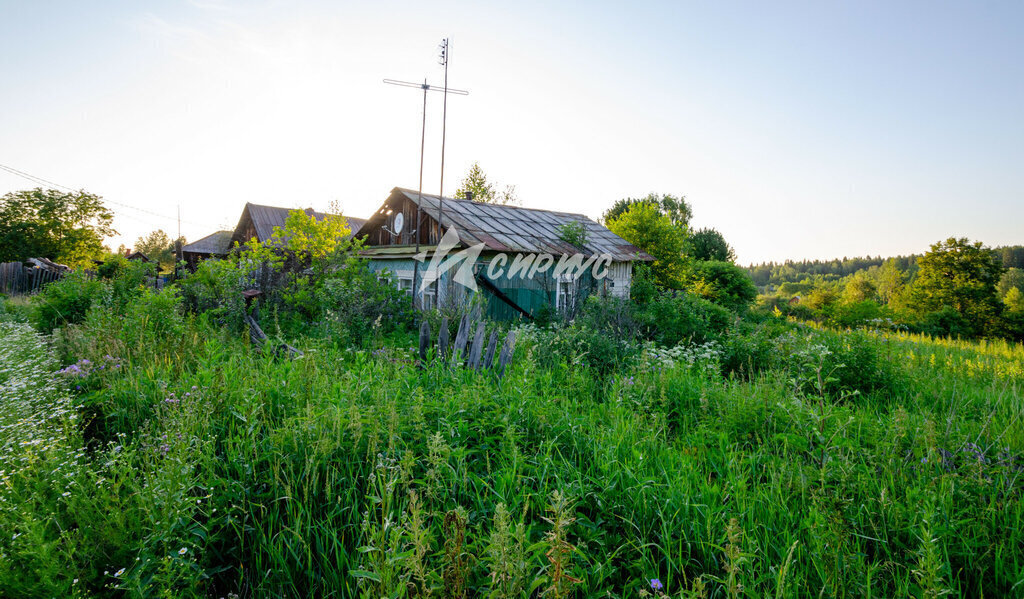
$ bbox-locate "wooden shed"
[355,187,652,319]
[181,230,233,271]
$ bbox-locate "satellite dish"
[393,212,405,234]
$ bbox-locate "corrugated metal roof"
[182,230,233,255]
[357,188,653,262]
[234,203,367,244]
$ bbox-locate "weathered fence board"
[416,310,517,379]
[0,262,64,296]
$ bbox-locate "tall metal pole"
[438,39,449,241]
[412,79,428,310]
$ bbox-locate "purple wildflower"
[649,579,663,592]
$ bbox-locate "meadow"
[0,279,1022,598]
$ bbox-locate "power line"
[0,162,208,227]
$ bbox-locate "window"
[422,279,438,310]
[557,279,574,312]
[398,277,413,296]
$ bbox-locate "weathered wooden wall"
[0,263,64,296]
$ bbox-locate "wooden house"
[229,203,367,248]
[181,230,233,271]
[181,203,368,271]
[355,187,652,319]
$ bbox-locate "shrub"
[635,290,734,346]
[917,306,974,339]
[32,271,105,333]
[121,287,187,345]
[720,319,795,377]
[829,299,883,329]
[810,329,904,397]
[320,257,414,346]
[178,259,248,333]
[687,260,756,312]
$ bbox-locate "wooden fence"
[0,262,65,296]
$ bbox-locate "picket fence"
[0,262,64,296]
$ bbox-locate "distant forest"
[746,245,1024,290]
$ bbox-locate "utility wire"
[0,162,208,227]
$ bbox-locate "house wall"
[363,194,443,247]
[366,253,634,319]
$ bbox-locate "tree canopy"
[133,230,185,272]
[687,260,757,312]
[909,237,1005,336]
[606,202,687,289]
[454,162,518,205]
[0,188,116,268]
[688,227,735,262]
[601,193,691,229]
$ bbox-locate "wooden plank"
[483,330,499,369]
[452,312,470,362]
[418,320,431,368]
[468,322,486,370]
[497,330,517,379]
[438,317,449,359]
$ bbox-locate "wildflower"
[178,547,188,555]
[114,568,125,577]
[650,578,663,592]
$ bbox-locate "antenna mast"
[384,53,468,310]
[438,38,450,242]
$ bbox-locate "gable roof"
[231,202,367,246]
[182,230,233,255]
[357,187,652,262]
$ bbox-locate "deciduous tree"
[601,193,691,229]
[0,188,115,268]
[689,227,735,262]
[909,237,1005,336]
[133,229,185,272]
[606,203,687,288]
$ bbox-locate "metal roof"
[182,230,233,255]
[233,203,367,244]
[357,188,653,262]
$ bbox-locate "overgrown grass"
[1,298,1022,597]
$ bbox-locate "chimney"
[464,191,473,202]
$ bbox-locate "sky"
[1,0,1022,264]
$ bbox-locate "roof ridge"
[393,187,592,221]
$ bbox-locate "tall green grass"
[1,301,1022,597]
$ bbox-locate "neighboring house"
[181,230,233,271]
[229,202,367,248]
[355,187,652,319]
[182,203,367,271]
[125,251,150,262]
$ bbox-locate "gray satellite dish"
[393,212,404,234]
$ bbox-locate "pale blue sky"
[2,1,1021,263]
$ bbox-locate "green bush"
[320,257,414,346]
[178,258,248,333]
[32,271,105,333]
[917,306,974,339]
[829,299,883,329]
[122,287,186,345]
[635,290,734,346]
[687,260,757,312]
[806,329,904,398]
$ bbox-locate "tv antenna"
[384,42,468,309]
